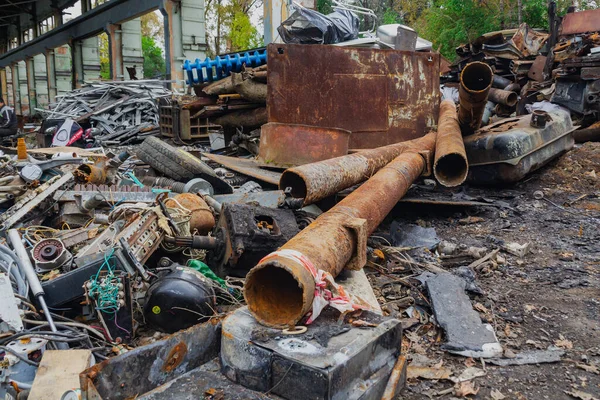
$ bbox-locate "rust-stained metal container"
[560,9,600,36]
[165,193,215,234]
[257,123,350,168]
[267,43,440,149]
[464,107,577,184]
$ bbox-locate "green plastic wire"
[88,249,121,315]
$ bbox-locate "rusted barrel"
[488,88,518,107]
[279,132,437,206]
[458,62,493,136]
[434,100,468,187]
[244,134,436,327]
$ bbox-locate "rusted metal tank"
[434,100,468,187]
[165,193,215,234]
[458,62,493,136]
[279,132,436,206]
[267,43,440,149]
[244,134,436,328]
[257,123,350,168]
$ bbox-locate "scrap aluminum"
[36,80,171,145]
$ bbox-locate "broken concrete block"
[426,274,503,358]
[29,350,93,400]
[221,306,402,399]
[502,242,530,258]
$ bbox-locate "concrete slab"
[221,307,402,400]
[426,274,503,358]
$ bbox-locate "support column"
[18,61,29,116]
[71,40,84,88]
[107,19,143,81]
[107,24,123,80]
[82,37,101,82]
[34,54,49,110]
[26,57,37,116]
[1,69,8,105]
[45,49,57,104]
[10,64,20,114]
[162,0,208,89]
[54,45,72,97]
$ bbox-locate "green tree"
[98,32,110,80]
[142,36,166,78]
[229,11,263,51]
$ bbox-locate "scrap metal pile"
[37,80,171,146]
[0,4,598,400]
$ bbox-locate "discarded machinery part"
[282,326,308,335]
[163,235,221,250]
[434,100,469,187]
[495,103,515,117]
[492,74,512,89]
[488,88,518,107]
[236,180,262,194]
[94,213,110,225]
[533,190,544,200]
[0,173,73,231]
[203,195,222,213]
[458,61,494,136]
[183,178,214,195]
[279,132,437,206]
[244,138,436,327]
[202,153,282,186]
[257,123,351,168]
[505,83,521,93]
[18,157,84,183]
[573,121,600,143]
[74,163,107,184]
[0,185,27,193]
[267,43,440,149]
[114,211,164,264]
[143,266,216,333]
[19,164,45,182]
[142,176,186,193]
[0,175,16,185]
[31,239,73,272]
[381,355,408,400]
[165,193,215,235]
[530,109,550,128]
[182,48,267,84]
[7,230,58,333]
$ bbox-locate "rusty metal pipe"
[573,121,600,143]
[492,74,512,89]
[279,132,436,206]
[245,136,436,327]
[434,100,468,187]
[74,163,107,184]
[458,62,493,136]
[488,88,518,107]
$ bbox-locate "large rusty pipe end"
[434,100,468,187]
[279,169,308,202]
[488,88,518,107]
[244,255,315,328]
[458,62,493,136]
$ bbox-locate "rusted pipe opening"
[279,170,307,200]
[461,63,493,92]
[503,91,518,107]
[245,262,305,327]
[434,153,468,187]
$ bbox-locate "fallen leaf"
[473,303,488,313]
[504,323,512,337]
[576,363,600,375]
[491,389,506,400]
[464,357,476,368]
[407,365,452,381]
[451,367,486,383]
[455,381,479,397]
[564,389,599,400]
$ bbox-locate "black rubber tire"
[136,137,216,181]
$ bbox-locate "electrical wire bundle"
[86,249,124,316]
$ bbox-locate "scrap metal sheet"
[267,44,440,149]
[560,9,600,36]
[203,153,281,185]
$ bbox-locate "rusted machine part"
[165,193,215,234]
[433,100,468,187]
[573,121,600,143]
[381,355,407,400]
[279,132,436,206]
[458,62,494,136]
[74,162,107,184]
[505,83,521,93]
[488,88,518,107]
[245,141,435,328]
[492,75,512,89]
[258,123,351,168]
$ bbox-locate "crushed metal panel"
[267,43,440,149]
[203,153,281,185]
[560,9,600,36]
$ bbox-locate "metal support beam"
[0,0,163,67]
[45,48,57,103]
[54,44,71,98]
[0,68,8,105]
[25,57,36,116]
[107,23,122,81]
[71,39,83,88]
[10,64,20,113]
[17,61,28,115]
[33,53,48,109]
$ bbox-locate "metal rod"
[7,229,58,332]
[434,100,469,187]
[244,134,436,327]
[488,88,518,107]
[458,62,493,136]
[279,132,437,206]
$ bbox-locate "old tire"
[136,137,216,181]
[136,137,233,194]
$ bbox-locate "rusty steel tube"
[434,100,468,187]
[488,88,518,107]
[573,121,600,143]
[492,74,512,89]
[458,62,493,136]
[279,132,436,206]
[244,136,436,327]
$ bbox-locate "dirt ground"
[367,142,600,399]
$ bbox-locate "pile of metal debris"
[0,4,599,400]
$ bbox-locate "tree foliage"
[142,36,166,78]
[205,0,263,56]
